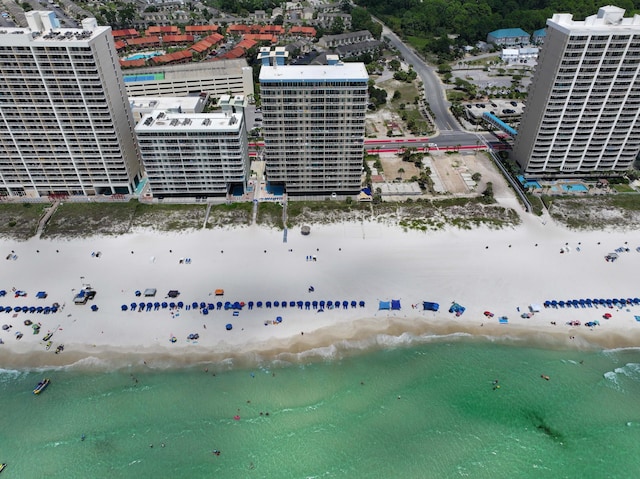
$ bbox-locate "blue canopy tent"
[391,300,401,310]
[379,301,391,310]
[36,291,47,299]
[423,302,440,312]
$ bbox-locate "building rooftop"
[488,28,530,38]
[0,15,106,44]
[130,96,205,113]
[122,58,250,83]
[259,62,368,82]
[550,6,640,32]
[136,111,243,133]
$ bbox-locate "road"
[378,23,460,133]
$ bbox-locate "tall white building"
[259,52,368,195]
[0,13,141,197]
[135,111,249,197]
[513,6,640,178]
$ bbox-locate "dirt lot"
[377,150,506,196]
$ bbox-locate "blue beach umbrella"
[281,301,287,308]
[359,301,365,307]
[225,323,233,331]
[177,301,184,309]
[289,301,295,308]
[121,304,128,311]
[266,301,272,308]
[274,301,279,307]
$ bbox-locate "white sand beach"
[1,207,640,369]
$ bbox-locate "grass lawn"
[405,36,429,52]
[0,203,50,240]
[256,202,283,228]
[612,184,636,193]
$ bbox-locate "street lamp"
[80,276,85,287]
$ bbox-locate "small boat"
[42,332,53,341]
[33,378,50,395]
[0,463,6,473]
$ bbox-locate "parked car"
[502,109,516,114]
[510,101,518,107]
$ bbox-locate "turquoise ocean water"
[2,336,640,478]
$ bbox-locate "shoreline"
[2,215,640,370]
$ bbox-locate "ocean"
[1,336,640,478]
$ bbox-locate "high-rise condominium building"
[135,111,249,197]
[0,12,141,197]
[512,6,640,178]
[259,50,368,195]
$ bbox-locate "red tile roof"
[114,40,127,50]
[126,36,161,47]
[189,33,224,53]
[242,34,276,44]
[111,28,139,38]
[218,46,245,59]
[289,26,316,36]
[119,59,146,68]
[146,26,180,35]
[162,34,194,44]
[226,24,251,34]
[150,50,193,65]
[260,25,284,34]
[185,25,219,33]
[237,38,258,49]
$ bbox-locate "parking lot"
[464,99,526,121]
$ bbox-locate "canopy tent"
[423,301,439,312]
[36,291,47,299]
[529,303,541,313]
[144,288,157,297]
[167,290,180,298]
[378,301,391,310]
[391,300,401,310]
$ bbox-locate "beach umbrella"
[351,301,357,308]
[289,301,295,308]
[224,302,231,310]
[135,290,141,297]
[121,305,128,311]
[192,302,198,309]
[202,309,209,315]
[161,302,168,309]
[200,302,206,309]
[359,301,365,307]
[13,306,20,312]
[333,301,340,309]
[29,306,36,313]
[208,303,214,310]
[169,302,176,309]
[4,306,11,313]
[312,301,318,308]
[276,316,282,323]
[634,298,640,305]
[217,302,223,310]
[343,301,349,309]
[305,301,310,310]
[43,307,51,314]
[91,305,98,312]
[36,306,43,313]
[256,301,263,308]
[603,313,612,319]
[274,301,279,307]
[233,302,241,310]
[146,302,152,309]
[154,302,160,309]
[320,300,326,308]
[266,301,272,308]
[281,301,287,308]
[0,290,5,296]
[177,301,184,309]
[248,301,254,310]
[225,323,233,331]
[327,301,333,308]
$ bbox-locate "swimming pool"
[125,51,164,61]
[562,184,588,192]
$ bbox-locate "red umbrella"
[484,311,494,317]
[603,313,612,319]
